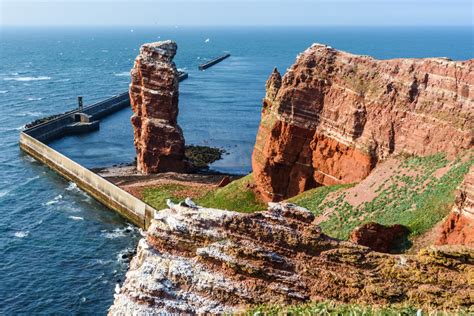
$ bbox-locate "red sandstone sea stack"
[252,44,473,201]
[129,40,188,174]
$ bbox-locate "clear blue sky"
[1,0,472,26]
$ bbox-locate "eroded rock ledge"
[252,44,473,201]
[109,202,473,314]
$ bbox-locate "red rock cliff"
[252,44,473,201]
[437,165,474,247]
[130,41,187,174]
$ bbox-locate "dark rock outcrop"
[109,202,473,314]
[130,41,188,174]
[349,222,410,253]
[252,44,473,201]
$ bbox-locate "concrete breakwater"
[199,53,231,70]
[20,93,158,229]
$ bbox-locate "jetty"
[199,54,231,70]
[178,71,188,81]
[19,92,158,229]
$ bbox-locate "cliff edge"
[252,44,473,201]
[109,202,473,314]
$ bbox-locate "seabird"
[184,197,198,209]
[166,199,175,209]
[115,283,121,294]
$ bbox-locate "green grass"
[287,183,355,216]
[197,174,266,213]
[142,174,266,213]
[142,183,192,210]
[245,301,424,315]
[318,153,473,240]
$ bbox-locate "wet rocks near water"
[25,111,74,129]
[109,201,473,314]
[130,40,189,174]
[252,43,473,201]
[184,145,226,171]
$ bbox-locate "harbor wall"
[25,92,130,142]
[19,92,157,229]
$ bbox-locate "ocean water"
[0,26,472,314]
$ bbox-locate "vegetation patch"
[197,174,266,213]
[245,301,435,315]
[312,153,473,240]
[142,174,265,213]
[287,183,355,216]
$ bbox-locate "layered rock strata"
[130,41,187,174]
[109,202,473,314]
[437,166,474,246]
[252,44,473,201]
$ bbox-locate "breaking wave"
[101,224,137,239]
[43,194,63,206]
[114,72,130,77]
[4,76,51,82]
[14,231,29,238]
[69,216,84,221]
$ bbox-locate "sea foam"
[4,76,51,82]
[14,231,29,238]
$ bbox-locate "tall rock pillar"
[129,40,187,174]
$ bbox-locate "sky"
[0,0,473,27]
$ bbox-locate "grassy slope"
[289,153,473,240]
[142,152,472,240]
[142,174,266,213]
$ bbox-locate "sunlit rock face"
[437,165,474,247]
[130,40,188,174]
[109,202,473,314]
[252,43,473,201]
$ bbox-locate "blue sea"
[0,26,472,314]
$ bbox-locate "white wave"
[3,76,51,82]
[0,190,10,198]
[23,155,36,163]
[0,90,8,94]
[14,231,29,238]
[65,182,92,202]
[23,175,40,185]
[27,97,43,101]
[102,224,137,239]
[114,72,130,77]
[102,228,126,239]
[69,216,84,221]
[66,182,78,192]
[94,259,113,265]
[204,38,210,43]
[43,194,63,206]
[101,49,109,53]
[15,124,26,131]
[56,78,71,82]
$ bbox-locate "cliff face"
[109,202,473,314]
[252,44,473,201]
[130,41,188,174]
[437,166,474,246]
